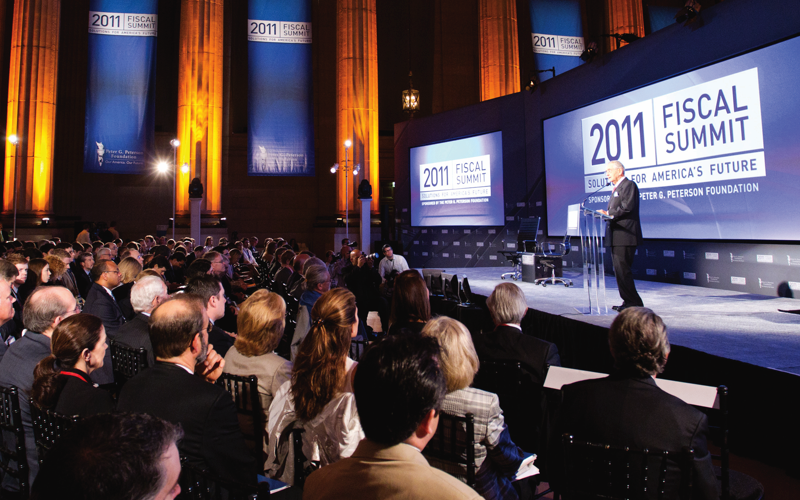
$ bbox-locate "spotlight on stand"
[353,163,361,176]
[157,161,169,173]
[180,162,190,174]
[675,0,701,26]
[603,33,640,50]
[330,163,339,174]
[580,41,598,62]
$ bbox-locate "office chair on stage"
[499,217,540,280]
[535,233,573,287]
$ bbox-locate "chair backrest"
[519,217,540,252]
[292,427,308,488]
[216,373,264,465]
[179,456,267,500]
[110,340,148,389]
[422,412,476,487]
[0,386,29,498]
[473,360,544,453]
[349,339,369,361]
[562,434,695,500]
[29,401,80,465]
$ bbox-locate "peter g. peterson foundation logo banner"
[83,0,158,174]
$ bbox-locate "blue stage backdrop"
[529,0,584,82]
[84,0,158,174]
[247,0,314,176]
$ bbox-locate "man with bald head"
[0,287,78,493]
[117,294,255,486]
[83,260,126,385]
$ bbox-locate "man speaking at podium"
[600,161,643,311]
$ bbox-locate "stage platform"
[447,266,800,375]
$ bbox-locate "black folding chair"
[216,373,265,465]
[178,456,269,500]
[562,434,695,500]
[110,340,148,392]
[29,401,80,465]
[0,386,30,498]
[422,412,476,488]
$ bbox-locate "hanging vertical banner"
[83,0,158,174]
[529,0,584,82]
[248,0,314,176]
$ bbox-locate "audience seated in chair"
[554,307,719,500]
[303,332,481,500]
[291,264,331,361]
[185,275,236,357]
[116,275,170,368]
[0,262,21,353]
[31,314,114,417]
[422,316,526,500]
[387,270,430,336]
[223,289,292,462]
[113,257,144,321]
[116,293,256,486]
[0,286,79,494]
[82,260,127,386]
[266,288,363,485]
[29,412,182,500]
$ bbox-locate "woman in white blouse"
[266,288,363,484]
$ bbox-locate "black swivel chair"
[500,217,541,280]
[534,234,573,287]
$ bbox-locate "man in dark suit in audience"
[74,251,95,299]
[472,282,561,459]
[117,293,255,486]
[0,261,20,350]
[82,260,126,385]
[116,275,169,368]
[556,307,719,500]
[0,287,78,494]
[184,275,235,357]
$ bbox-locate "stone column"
[3,0,60,215]
[336,0,379,215]
[479,0,520,101]
[177,0,224,215]
[604,0,644,52]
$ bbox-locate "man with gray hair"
[116,276,170,367]
[473,282,560,454]
[557,307,718,499]
[0,286,79,494]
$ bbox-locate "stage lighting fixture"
[170,138,180,148]
[525,67,556,94]
[580,42,598,62]
[157,161,169,173]
[8,135,18,145]
[180,162,190,174]
[330,163,339,174]
[41,217,50,227]
[344,139,352,148]
[353,164,361,176]
[603,33,640,50]
[675,0,701,25]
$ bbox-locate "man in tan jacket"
[303,334,481,500]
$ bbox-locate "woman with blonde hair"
[223,290,291,462]
[113,256,145,320]
[422,316,526,500]
[266,288,363,484]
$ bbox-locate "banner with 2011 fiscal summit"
[84,0,158,174]
[247,0,314,176]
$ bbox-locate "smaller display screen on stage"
[544,35,800,241]
[410,131,505,227]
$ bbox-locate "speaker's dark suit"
[557,374,719,500]
[116,312,155,367]
[117,362,256,485]
[604,177,643,307]
[472,325,561,457]
[83,283,126,385]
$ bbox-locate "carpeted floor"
[439,267,800,375]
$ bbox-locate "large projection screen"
[410,131,505,227]
[544,35,800,241]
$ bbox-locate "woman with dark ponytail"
[266,288,364,484]
[31,314,114,416]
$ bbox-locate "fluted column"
[479,0,519,101]
[336,0,379,215]
[605,0,644,52]
[3,0,60,215]
[177,0,224,214]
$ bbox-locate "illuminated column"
[605,0,644,52]
[3,0,60,214]
[177,0,224,214]
[336,0,379,214]
[479,0,520,101]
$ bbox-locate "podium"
[578,206,611,315]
